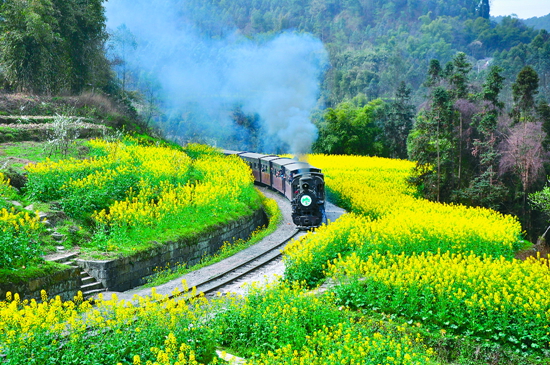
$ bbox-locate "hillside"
[171,0,544,105]
[0,94,145,271]
[518,14,550,31]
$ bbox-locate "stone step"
[47,252,80,263]
[81,276,96,284]
[81,281,104,291]
[82,288,106,298]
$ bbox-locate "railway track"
[184,230,303,299]
[97,187,345,303]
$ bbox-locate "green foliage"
[0,208,45,269]
[529,182,550,239]
[330,251,550,355]
[314,97,386,156]
[494,29,550,102]
[408,84,456,201]
[512,65,540,123]
[529,184,550,215]
[212,281,348,357]
[1,292,217,364]
[284,215,360,287]
[379,81,416,159]
[0,0,110,94]
[0,0,65,94]
[459,65,508,209]
[61,171,140,222]
[178,0,545,107]
[408,53,513,208]
[25,139,261,257]
[523,14,550,32]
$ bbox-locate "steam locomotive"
[223,150,326,229]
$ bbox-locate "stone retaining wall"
[76,208,268,292]
[0,266,82,302]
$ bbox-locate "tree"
[511,66,540,123]
[107,24,138,94]
[408,86,455,201]
[51,0,108,92]
[448,52,472,99]
[476,0,490,19]
[410,54,476,202]
[460,66,508,209]
[381,81,415,159]
[0,0,66,93]
[529,182,550,242]
[424,59,443,87]
[0,0,110,94]
[500,121,548,217]
[537,100,550,148]
[314,97,386,156]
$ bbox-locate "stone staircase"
[46,249,106,299]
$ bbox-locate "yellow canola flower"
[25,138,257,249]
[286,154,523,269]
[251,319,437,365]
[91,150,254,230]
[328,251,550,346]
[0,288,210,363]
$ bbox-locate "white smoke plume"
[105,0,328,155]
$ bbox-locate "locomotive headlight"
[303,183,309,190]
[300,195,312,207]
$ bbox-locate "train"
[222,150,326,229]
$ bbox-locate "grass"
[0,140,90,174]
[0,261,67,285]
[78,202,262,260]
[143,191,282,288]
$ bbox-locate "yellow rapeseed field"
[285,154,545,353]
[24,139,259,252]
[285,154,524,284]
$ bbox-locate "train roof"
[239,152,270,159]
[221,149,245,156]
[284,162,321,173]
[271,158,298,168]
[260,156,281,163]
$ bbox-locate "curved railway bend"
[101,187,346,302]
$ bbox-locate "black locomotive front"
[290,174,325,228]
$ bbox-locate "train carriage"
[260,156,280,187]
[222,149,326,229]
[238,152,267,184]
[269,158,295,196]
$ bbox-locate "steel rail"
[181,230,302,298]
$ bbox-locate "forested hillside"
[174,0,550,239]
[515,14,550,31]
[0,0,128,104]
[182,0,546,105]
[2,0,550,239]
